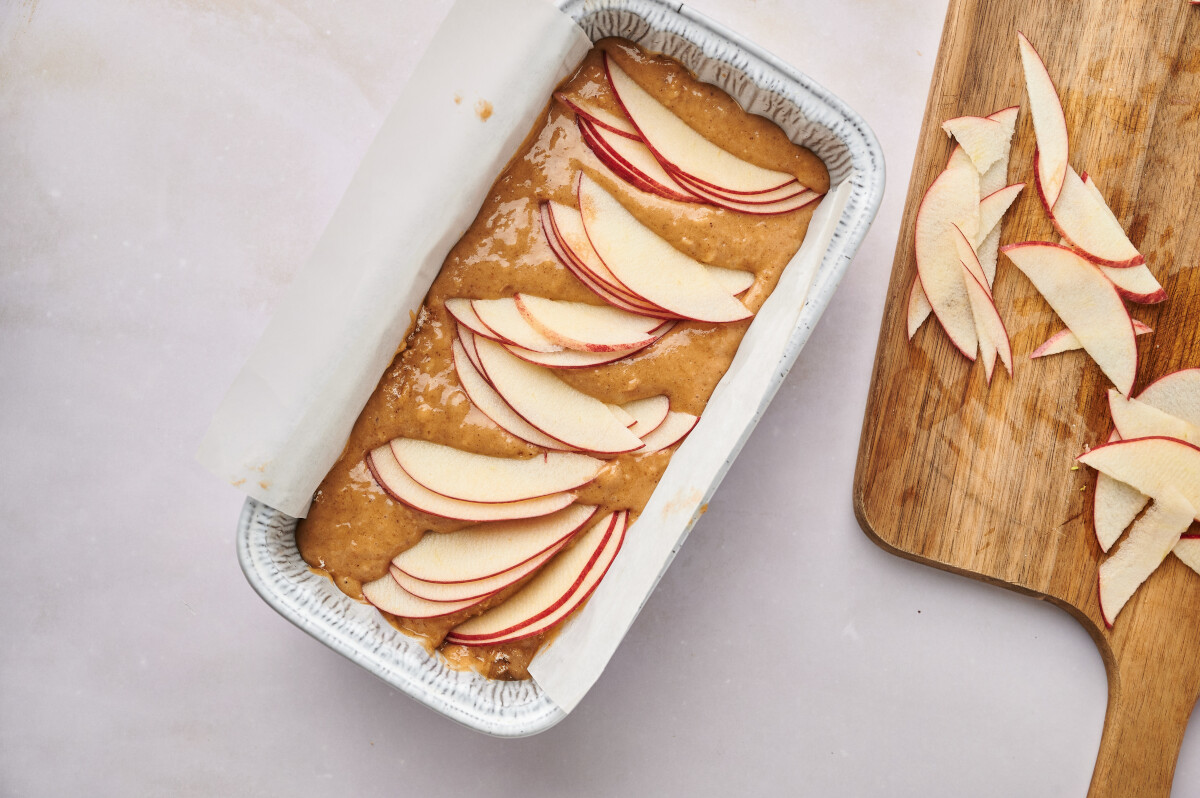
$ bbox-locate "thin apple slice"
[635,411,699,454]
[977,107,1020,285]
[1018,32,1069,208]
[578,175,753,323]
[366,444,576,522]
[607,403,635,427]
[447,510,619,641]
[1078,437,1200,520]
[941,114,1010,173]
[1139,368,1200,425]
[1031,321,1152,359]
[706,267,756,296]
[503,344,635,369]
[1001,242,1137,394]
[389,438,603,504]
[673,178,821,215]
[1098,260,1167,304]
[960,260,1012,382]
[977,184,1024,247]
[914,150,981,358]
[579,118,697,203]
[605,55,799,195]
[1175,537,1200,575]
[555,92,638,139]
[623,395,670,438]
[1098,487,1195,627]
[393,504,599,583]
[907,277,934,340]
[471,298,561,354]
[473,336,645,454]
[445,298,501,342]
[452,337,571,450]
[1040,163,1143,268]
[1108,389,1200,446]
[515,294,662,352]
[445,511,628,647]
[362,573,486,619]
[392,540,567,603]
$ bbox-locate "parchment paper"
[529,180,853,711]
[197,0,591,517]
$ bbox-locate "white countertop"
[1,0,1195,795]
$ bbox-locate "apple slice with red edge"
[366,444,577,522]
[1018,32,1069,208]
[623,395,671,438]
[445,298,502,342]
[578,174,753,323]
[446,510,621,641]
[960,259,1012,383]
[473,335,645,454]
[444,512,627,646]
[1097,487,1195,627]
[977,184,1024,246]
[1031,321,1152,359]
[389,438,602,504]
[940,114,1007,173]
[452,337,572,451]
[1108,389,1200,446]
[514,293,663,352]
[362,572,487,619]
[393,504,599,584]
[1001,242,1137,394]
[555,92,638,139]
[503,343,635,369]
[1078,437,1200,521]
[1038,161,1143,268]
[604,54,800,195]
[471,298,561,354]
[1097,260,1167,304]
[635,411,699,453]
[391,540,567,603]
[578,117,697,203]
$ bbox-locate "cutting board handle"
[1088,654,1192,798]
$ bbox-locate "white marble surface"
[0,0,1195,795]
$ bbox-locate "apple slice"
[445,298,501,342]
[670,171,821,215]
[960,260,1012,382]
[389,438,603,504]
[1078,437,1200,520]
[1097,487,1195,627]
[393,504,599,583]
[605,55,799,195]
[391,540,566,603]
[366,444,577,522]
[623,395,670,438]
[514,294,662,352]
[635,411,699,454]
[906,276,934,340]
[914,150,981,358]
[362,573,486,619]
[1031,321,1152,359]
[977,106,1020,285]
[1018,32,1069,208]
[1108,389,1200,446]
[1097,260,1167,304]
[471,298,561,354]
[607,403,635,427]
[579,117,697,203]
[977,184,1024,247]
[1175,537,1200,575]
[473,336,645,454]
[452,337,572,450]
[447,510,620,641]
[503,343,635,369]
[1039,163,1143,268]
[445,512,628,647]
[941,114,1010,174]
[1001,242,1136,394]
[1138,368,1200,425]
[555,92,638,139]
[578,174,753,323]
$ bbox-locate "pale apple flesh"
[391,543,565,603]
[1031,321,1152,359]
[1039,161,1143,268]
[1018,32,1069,208]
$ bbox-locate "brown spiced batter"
[296,39,829,680]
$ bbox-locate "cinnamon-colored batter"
[297,39,829,680]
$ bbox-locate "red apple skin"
[1034,149,1144,269]
[578,118,696,204]
[554,92,639,140]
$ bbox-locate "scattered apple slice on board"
[447,510,620,641]
[1108,390,1200,446]
[389,438,603,504]
[941,114,1009,173]
[1031,321,1152,359]
[393,504,599,584]
[913,150,981,358]
[366,443,577,522]
[578,174,753,323]
[1175,537,1200,575]
[1097,260,1167,304]
[554,92,639,139]
[977,184,1024,246]
[1017,32,1069,208]
[473,335,646,454]
[452,337,572,450]
[1078,437,1200,520]
[604,54,799,195]
[1040,163,1144,268]
[960,261,1012,382]
[362,572,487,619]
[635,411,699,454]
[907,277,934,340]
[1001,242,1137,394]
[514,294,662,352]
[445,512,628,646]
[1138,368,1200,424]
[1097,487,1196,627]
[391,541,566,603]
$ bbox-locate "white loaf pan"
[236,0,885,737]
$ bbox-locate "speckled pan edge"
[236,0,885,738]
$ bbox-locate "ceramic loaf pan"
[236,0,884,737]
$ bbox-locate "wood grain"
[853,1,1200,795]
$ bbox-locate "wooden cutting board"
[853,1,1200,795]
